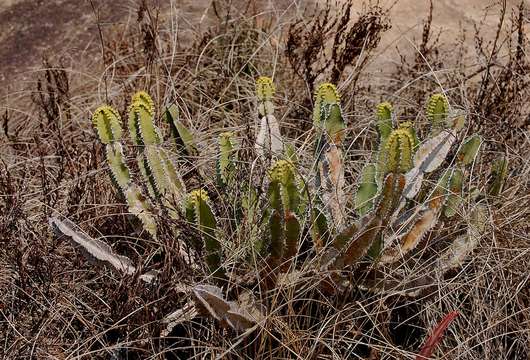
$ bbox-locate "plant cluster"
[50,76,508,355]
[2,1,526,358]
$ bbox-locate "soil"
[0,0,127,86]
[0,0,527,87]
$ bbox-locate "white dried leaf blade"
[320,145,345,227]
[436,204,487,273]
[49,217,136,275]
[255,114,283,156]
[226,302,257,332]
[192,284,229,322]
[403,168,423,199]
[161,302,199,337]
[413,129,456,173]
[380,201,441,264]
[191,285,260,332]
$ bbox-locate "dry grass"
[0,0,528,359]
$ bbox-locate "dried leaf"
[330,213,382,270]
[358,270,435,297]
[403,167,423,200]
[192,284,229,322]
[319,144,345,227]
[416,311,459,359]
[49,217,156,284]
[436,204,487,273]
[381,194,444,263]
[161,302,198,337]
[400,207,437,253]
[403,129,456,199]
[415,130,456,172]
[49,217,135,274]
[191,284,262,332]
[255,114,283,157]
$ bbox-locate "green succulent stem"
[488,156,508,196]
[427,93,449,135]
[376,102,393,144]
[165,104,198,156]
[217,132,237,187]
[377,124,415,177]
[256,76,275,117]
[186,189,225,281]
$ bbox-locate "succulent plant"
[55,80,489,333]
[185,189,225,281]
[255,76,283,158]
[488,156,509,196]
[313,83,346,228]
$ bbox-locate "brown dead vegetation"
[0,0,528,359]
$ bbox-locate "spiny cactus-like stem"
[136,153,157,199]
[282,212,301,270]
[269,160,300,213]
[186,189,225,280]
[310,202,331,251]
[355,102,394,218]
[256,76,275,117]
[133,102,162,145]
[93,91,190,237]
[89,88,486,301]
[132,91,155,114]
[268,209,284,265]
[426,93,449,136]
[128,94,160,199]
[93,106,123,144]
[165,104,198,157]
[93,107,130,190]
[313,83,346,228]
[93,104,158,237]
[145,146,169,193]
[217,132,237,188]
[376,102,393,144]
[376,173,406,221]
[106,143,131,191]
[255,76,283,157]
[355,164,378,216]
[374,122,416,226]
[128,92,186,212]
[267,160,302,271]
[488,156,509,196]
[313,83,345,145]
[377,124,415,176]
